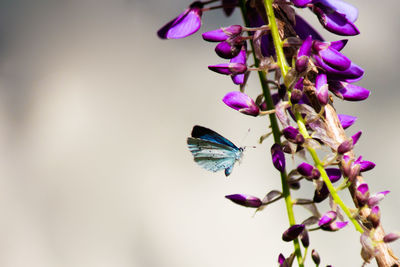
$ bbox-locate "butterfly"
[187,125,244,176]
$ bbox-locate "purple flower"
[296,36,313,73]
[368,190,390,208]
[311,0,360,36]
[282,224,305,241]
[314,57,364,82]
[157,2,203,39]
[313,40,351,71]
[283,126,305,144]
[297,162,320,180]
[337,131,362,154]
[355,156,376,172]
[202,25,242,42]
[329,81,370,101]
[321,220,348,231]
[294,15,324,41]
[319,211,337,226]
[230,45,247,84]
[291,0,312,7]
[208,63,247,75]
[326,167,341,182]
[315,73,329,105]
[222,91,259,116]
[338,114,357,129]
[225,194,262,208]
[215,41,242,59]
[271,144,286,172]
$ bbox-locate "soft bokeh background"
[0,0,398,266]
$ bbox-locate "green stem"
[295,114,364,233]
[264,0,290,76]
[263,0,364,235]
[238,1,303,266]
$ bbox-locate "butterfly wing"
[187,137,242,176]
[191,125,239,150]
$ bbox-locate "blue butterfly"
[187,125,244,176]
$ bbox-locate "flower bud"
[355,182,369,206]
[383,232,400,243]
[295,36,312,73]
[282,126,305,145]
[315,73,329,105]
[311,249,321,265]
[297,162,320,180]
[282,224,305,242]
[367,206,380,228]
[202,25,242,42]
[326,168,342,183]
[278,253,285,265]
[225,194,262,208]
[215,41,242,59]
[208,63,247,75]
[313,183,329,203]
[271,144,286,172]
[300,229,309,247]
[223,91,260,116]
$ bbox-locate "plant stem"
[238,1,303,266]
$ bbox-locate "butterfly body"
[187,125,243,176]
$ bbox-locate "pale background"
[0,0,398,266]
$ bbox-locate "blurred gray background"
[0,0,398,266]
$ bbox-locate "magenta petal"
[329,81,370,101]
[338,114,357,129]
[223,91,259,116]
[329,39,348,51]
[291,0,312,7]
[314,0,358,22]
[319,211,337,226]
[325,168,341,183]
[202,29,229,42]
[314,57,364,82]
[319,47,351,71]
[312,4,359,36]
[294,15,324,41]
[158,6,203,39]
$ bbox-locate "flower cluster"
[158,0,399,266]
